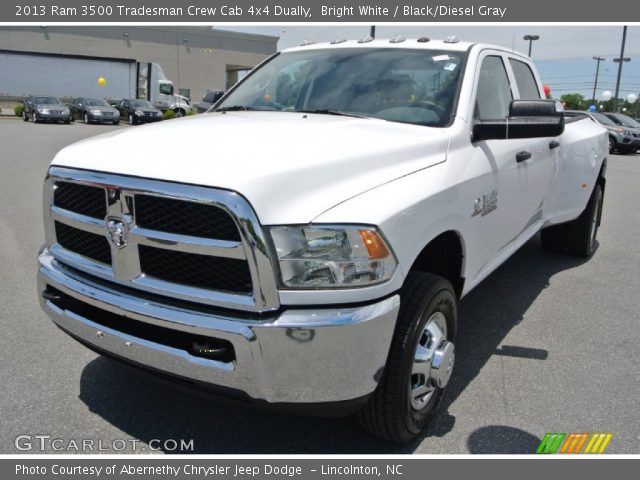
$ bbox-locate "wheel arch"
[407,230,466,299]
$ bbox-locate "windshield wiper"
[216,105,256,112]
[297,109,369,119]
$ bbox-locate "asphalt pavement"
[0,120,638,454]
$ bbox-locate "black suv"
[22,95,71,124]
[116,99,163,125]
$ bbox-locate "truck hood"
[52,112,449,224]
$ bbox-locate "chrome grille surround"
[44,166,280,313]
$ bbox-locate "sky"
[215,25,640,101]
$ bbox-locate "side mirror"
[473,100,565,141]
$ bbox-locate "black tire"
[32,112,38,123]
[128,114,135,125]
[540,223,569,253]
[113,120,120,125]
[358,272,457,443]
[608,137,616,154]
[22,111,28,122]
[175,109,186,118]
[64,120,70,124]
[567,184,604,257]
[540,183,604,258]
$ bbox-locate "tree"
[560,93,587,110]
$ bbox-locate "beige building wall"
[0,26,277,101]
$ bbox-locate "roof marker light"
[330,37,347,45]
[299,40,316,46]
[444,35,460,44]
[357,36,374,44]
[390,35,406,44]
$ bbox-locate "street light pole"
[591,57,605,104]
[523,34,540,57]
[613,26,628,112]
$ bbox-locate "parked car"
[116,99,163,125]
[22,95,71,124]
[69,98,120,125]
[196,89,225,113]
[603,113,640,153]
[567,110,640,154]
[39,39,607,443]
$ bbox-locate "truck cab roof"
[283,37,525,58]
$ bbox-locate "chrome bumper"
[38,249,399,404]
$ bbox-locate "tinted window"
[33,96,61,105]
[608,113,640,128]
[509,59,541,99]
[203,91,215,103]
[591,112,616,126]
[131,100,153,108]
[475,56,513,120]
[85,99,109,106]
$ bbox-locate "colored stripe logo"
[537,433,613,454]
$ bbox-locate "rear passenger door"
[507,57,555,230]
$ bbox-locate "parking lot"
[0,120,639,454]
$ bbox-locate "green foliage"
[14,104,24,117]
[163,109,176,120]
[560,93,587,110]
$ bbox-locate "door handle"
[549,140,560,150]
[516,151,532,163]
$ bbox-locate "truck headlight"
[268,225,397,288]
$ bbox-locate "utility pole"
[613,26,628,112]
[523,34,540,57]
[591,57,605,104]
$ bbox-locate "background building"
[0,26,278,102]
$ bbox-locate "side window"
[474,56,513,120]
[509,59,542,99]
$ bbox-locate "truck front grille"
[44,168,279,312]
[54,182,106,218]
[54,221,112,265]
[135,194,240,241]
[139,245,252,293]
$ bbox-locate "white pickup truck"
[38,37,608,443]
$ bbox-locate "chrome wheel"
[84,113,89,124]
[409,311,454,410]
[128,114,134,125]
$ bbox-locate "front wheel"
[128,114,135,125]
[358,272,457,443]
[174,108,186,118]
[83,113,90,124]
[609,137,616,154]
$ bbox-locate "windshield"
[609,113,640,128]
[216,48,465,127]
[591,112,617,126]
[33,97,61,105]
[85,99,109,107]
[131,100,153,108]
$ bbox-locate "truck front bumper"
[38,249,399,407]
